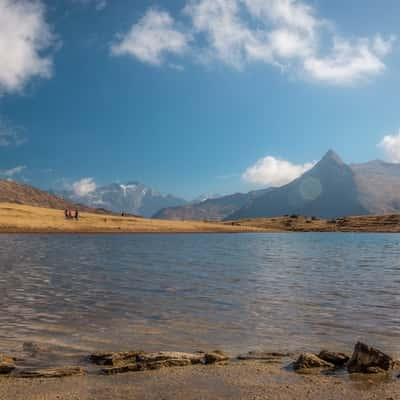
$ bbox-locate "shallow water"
[1,233,400,359]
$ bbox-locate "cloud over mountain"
[243,155,315,186]
[378,131,400,163]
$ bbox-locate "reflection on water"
[1,233,400,358]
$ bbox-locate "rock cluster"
[292,342,395,375]
[89,351,230,375]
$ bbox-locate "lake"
[1,233,400,361]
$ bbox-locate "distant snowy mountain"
[57,182,187,217]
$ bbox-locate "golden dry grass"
[0,203,266,234]
[1,203,399,233]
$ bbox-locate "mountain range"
[154,150,400,221]
[2,150,400,220]
[56,182,187,218]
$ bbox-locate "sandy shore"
[0,360,398,400]
[1,203,400,233]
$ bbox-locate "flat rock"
[204,351,230,365]
[318,350,350,367]
[15,366,86,379]
[91,351,207,374]
[347,342,394,374]
[89,351,139,366]
[293,353,334,371]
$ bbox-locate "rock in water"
[318,350,350,367]
[204,351,230,364]
[347,342,394,373]
[293,353,334,371]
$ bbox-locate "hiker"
[64,209,68,219]
[74,209,79,220]
[68,209,72,219]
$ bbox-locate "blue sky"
[1,0,400,199]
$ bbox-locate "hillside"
[0,179,100,212]
[153,189,271,221]
[351,160,400,214]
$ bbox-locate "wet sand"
[0,361,398,400]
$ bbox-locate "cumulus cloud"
[111,9,189,65]
[243,156,315,187]
[378,132,400,163]
[0,0,54,94]
[72,177,97,197]
[113,0,395,85]
[0,165,26,178]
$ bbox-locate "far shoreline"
[1,203,400,234]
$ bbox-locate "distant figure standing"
[64,209,68,219]
[74,209,79,220]
[68,209,72,219]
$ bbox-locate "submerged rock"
[15,367,86,378]
[293,353,334,371]
[318,350,350,367]
[347,342,394,374]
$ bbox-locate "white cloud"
[0,165,26,178]
[114,0,395,85]
[111,9,189,65]
[72,177,97,197]
[304,36,392,85]
[378,132,400,163]
[0,0,54,94]
[243,156,315,187]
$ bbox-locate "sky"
[1,0,400,200]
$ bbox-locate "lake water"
[1,233,400,361]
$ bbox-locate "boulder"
[204,351,230,365]
[318,350,350,367]
[293,353,334,371]
[347,342,394,373]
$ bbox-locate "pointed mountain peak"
[320,149,345,165]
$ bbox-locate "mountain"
[153,189,272,221]
[0,179,100,212]
[57,182,187,218]
[227,151,369,220]
[227,150,400,220]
